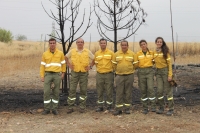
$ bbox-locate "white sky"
[0,0,200,42]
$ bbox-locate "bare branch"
[41,2,59,21]
[94,0,146,52]
[49,0,57,6]
[48,34,61,41]
[97,22,113,42]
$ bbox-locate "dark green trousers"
[43,72,61,110]
[137,67,156,110]
[68,71,88,109]
[115,74,134,110]
[96,72,114,107]
[156,67,174,110]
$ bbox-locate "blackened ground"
[0,65,200,112]
[0,87,140,112]
[0,87,199,112]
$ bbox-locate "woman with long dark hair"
[154,37,174,116]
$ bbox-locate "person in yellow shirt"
[135,40,156,114]
[93,38,115,112]
[154,37,174,116]
[40,38,66,115]
[112,40,136,115]
[65,38,94,113]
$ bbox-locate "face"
[99,40,107,50]
[76,38,84,49]
[156,39,163,48]
[140,41,147,52]
[121,41,128,52]
[49,40,56,51]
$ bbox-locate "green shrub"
[16,34,27,41]
[0,28,13,43]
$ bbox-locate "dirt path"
[0,105,200,133]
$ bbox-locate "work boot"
[52,110,58,115]
[142,109,148,114]
[106,106,112,111]
[124,108,130,114]
[42,110,50,115]
[96,107,103,112]
[113,110,122,116]
[151,108,156,112]
[79,108,85,113]
[156,107,164,114]
[166,109,174,116]
[67,108,74,114]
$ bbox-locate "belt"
[45,71,60,73]
[117,73,132,76]
[139,67,153,69]
[97,71,113,74]
[156,67,168,70]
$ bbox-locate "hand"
[168,76,172,81]
[152,60,155,64]
[68,63,74,70]
[85,66,91,71]
[61,73,65,80]
[41,77,44,82]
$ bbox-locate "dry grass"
[1,40,200,77]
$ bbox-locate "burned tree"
[42,0,92,93]
[94,0,147,52]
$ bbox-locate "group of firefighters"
[40,37,174,116]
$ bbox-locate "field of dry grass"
[0,40,200,89]
[1,41,200,76]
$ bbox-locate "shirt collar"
[119,49,129,54]
[139,50,149,54]
[100,48,108,53]
[48,48,58,53]
[76,48,85,52]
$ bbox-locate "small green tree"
[16,34,27,41]
[0,28,13,43]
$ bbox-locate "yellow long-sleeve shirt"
[113,49,136,75]
[40,48,66,78]
[94,48,115,73]
[154,51,173,77]
[135,50,154,68]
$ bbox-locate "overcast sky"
[0,0,200,42]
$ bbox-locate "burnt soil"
[0,65,200,112]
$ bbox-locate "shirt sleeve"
[61,52,66,73]
[167,53,173,77]
[65,50,72,58]
[40,53,45,78]
[94,52,97,65]
[112,52,117,71]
